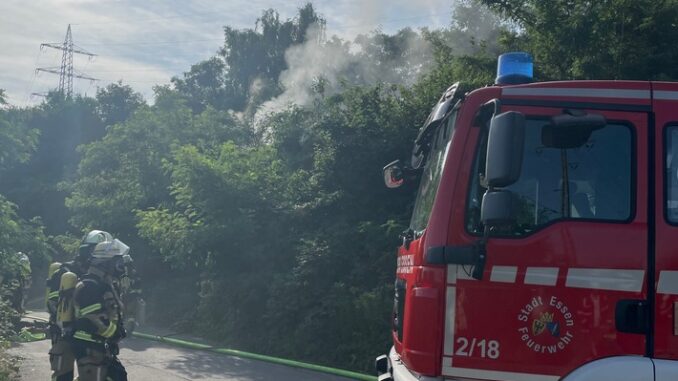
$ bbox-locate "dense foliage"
[2,0,678,373]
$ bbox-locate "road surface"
[9,314,359,381]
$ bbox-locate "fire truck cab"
[376,52,678,381]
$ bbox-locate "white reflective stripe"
[657,271,678,295]
[442,366,560,381]
[654,90,678,100]
[490,266,517,283]
[525,267,559,286]
[444,286,456,356]
[447,264,457,285]
[502,87,651,99]
[566,268,644,292]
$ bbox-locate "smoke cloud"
[254,24,434,123]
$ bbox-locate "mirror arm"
[473,99,502,128]
[471,183,495,280]
[471,227,489,280]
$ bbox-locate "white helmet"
[82,230,113,245]
[78,229,114,263]
[90,239,130,276]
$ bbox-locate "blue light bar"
[495,52,533,85]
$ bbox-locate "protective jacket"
[72,269,125,350]
[72,268,128,381]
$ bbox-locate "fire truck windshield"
[409,110,457,233]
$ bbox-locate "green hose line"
[23,314,375,380]
[132,331,376,381]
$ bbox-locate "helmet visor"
[92,239,130,258]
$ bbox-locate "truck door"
[442,104,649,380]
[652,84,678,380]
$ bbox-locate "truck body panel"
[383,76,678,380]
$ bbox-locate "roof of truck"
[491,80,678,106]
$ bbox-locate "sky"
[0,0,453,107]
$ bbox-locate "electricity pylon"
[35,24,97,98]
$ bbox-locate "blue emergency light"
[495,52,533,85]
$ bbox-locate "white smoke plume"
[254,24,434,124]
[253,1,503,124]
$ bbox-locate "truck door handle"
[615,299,649,334]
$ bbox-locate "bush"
[0,287,19,381]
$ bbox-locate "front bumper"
[376,347,443,381]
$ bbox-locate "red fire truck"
[376,52,678,381]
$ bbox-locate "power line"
[23,48,45,105]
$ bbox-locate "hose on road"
[132,332,376,381]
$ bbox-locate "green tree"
[171,57,230,113]
[0,92,104,234]
[479,0,678,80]
[64,85,252,262]
[96,81,145,127]
[0,101,37,174]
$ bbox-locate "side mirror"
[485,111,526,188]
[481,190,517,227]
[542,111,606,149]
[383,160,404,188]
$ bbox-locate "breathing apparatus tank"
[56,271,78,325]
[48,262,62,279]
[46,262,62,302]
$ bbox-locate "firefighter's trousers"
[49,338,75,381]
[75,347,128,381]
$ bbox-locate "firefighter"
[11,252,31,314]
[72,238,129,381]
[46,230,113,381]
[118,254,144,333]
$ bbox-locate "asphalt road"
[9,313,359,381]
[10,337,361,381]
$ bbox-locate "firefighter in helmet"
[46,230,112,381]
[13,252,31,314]
[72,238,129,381]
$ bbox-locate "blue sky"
[0,0,453,107]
